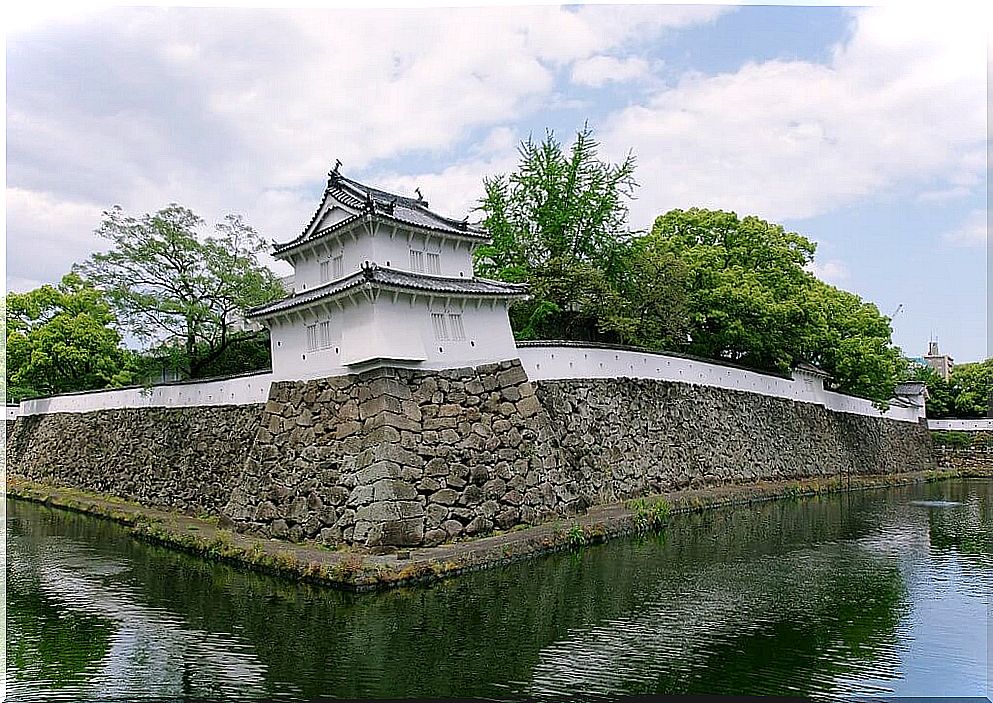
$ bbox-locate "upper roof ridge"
[276,164,489,254]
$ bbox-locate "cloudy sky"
[5,2,988,361]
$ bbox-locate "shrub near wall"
[6,405,264,515]
[930,430,992,449]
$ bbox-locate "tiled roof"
[793,361,830,378]
[895,381,927,396]
[274,170,488,254]
[248,263,528,318]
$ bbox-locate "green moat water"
[6,479,991,701]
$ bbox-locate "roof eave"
[248,279,527,320]
[272,214,366,258]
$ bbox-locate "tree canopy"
[476,126,906,404]
[76,205,283,378]
[477,126,639,340]
[643,209,904,402]
[5,273,133,401]
[915,359,993,418]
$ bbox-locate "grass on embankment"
[6,466,991,592]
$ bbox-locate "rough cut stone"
[6,356,935,554]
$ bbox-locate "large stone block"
[373,478,419,502]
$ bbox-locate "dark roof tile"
[248,264,527,318]
[275,170,488,254]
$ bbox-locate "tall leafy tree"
[802,279,907,403]
[475,128,905,403]
[644,208,904,402]
[5,273,133,400]
[77,205,284,378]
[909,364,956,418]
[947,359,993,417]
[600,241,691,349]
[645,208,817,371]
[475,125,642,341]
[912,359,993,418]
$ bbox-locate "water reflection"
[6,479,990,701]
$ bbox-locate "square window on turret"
[448,313,465,340]
[426,252,441,274]
[410,249,425,272]
[431,312,448,340]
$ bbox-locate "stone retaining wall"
[535,378,934,505]
[5,405,263,515]
[6,359,936,547]
[935,448,993,471]
[223,360,573,546]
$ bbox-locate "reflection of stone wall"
[6,406,263,515]
[223,360,572,546]
[7,359,936,547]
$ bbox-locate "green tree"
[948,359,993,417]
[912,358,993,418]
[5,273,132,400]
[644,208,904,403]
[909,364,956,418]
[802,279,906,403]
[475,126,642,341]
[645,208,817,371]
[600,240,691,349]
[475,127,905,404]
[76,205,283,378]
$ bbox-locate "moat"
[6,478,991,701]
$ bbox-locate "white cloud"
[571,56,651,87]
[599,5,986,227]
[373,137,523,222]
[6,5,728,288]
[942,209,987,248]
[917,186,973,203]
[5,188,107,289]
[806,259,850,286]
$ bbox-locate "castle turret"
[248,168,528,380]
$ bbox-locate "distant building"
[922,340,954,381]
[248,167,528,379]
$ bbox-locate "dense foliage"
[477,127,905,403]
[914,359,993,418]
[135,331,274,383]
[929,430,991,449]
[5,273,133,401]
[76,205,283,378]
[643,210,905,402]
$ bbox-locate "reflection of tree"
[926,480,992,564]
[8,485,917,700]
[8,502,270,701]
[6,564,114,687]
[604,556,907,697]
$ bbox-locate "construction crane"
[890,304,904,319]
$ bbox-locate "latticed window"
[431,312,448,340]
[319,260,330,283]
[318,320,331,349]
[332,254,344,278]
[306,324,318,351]
[409,249,425,272]
[448,312,465,341]
[426,252,441,274]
